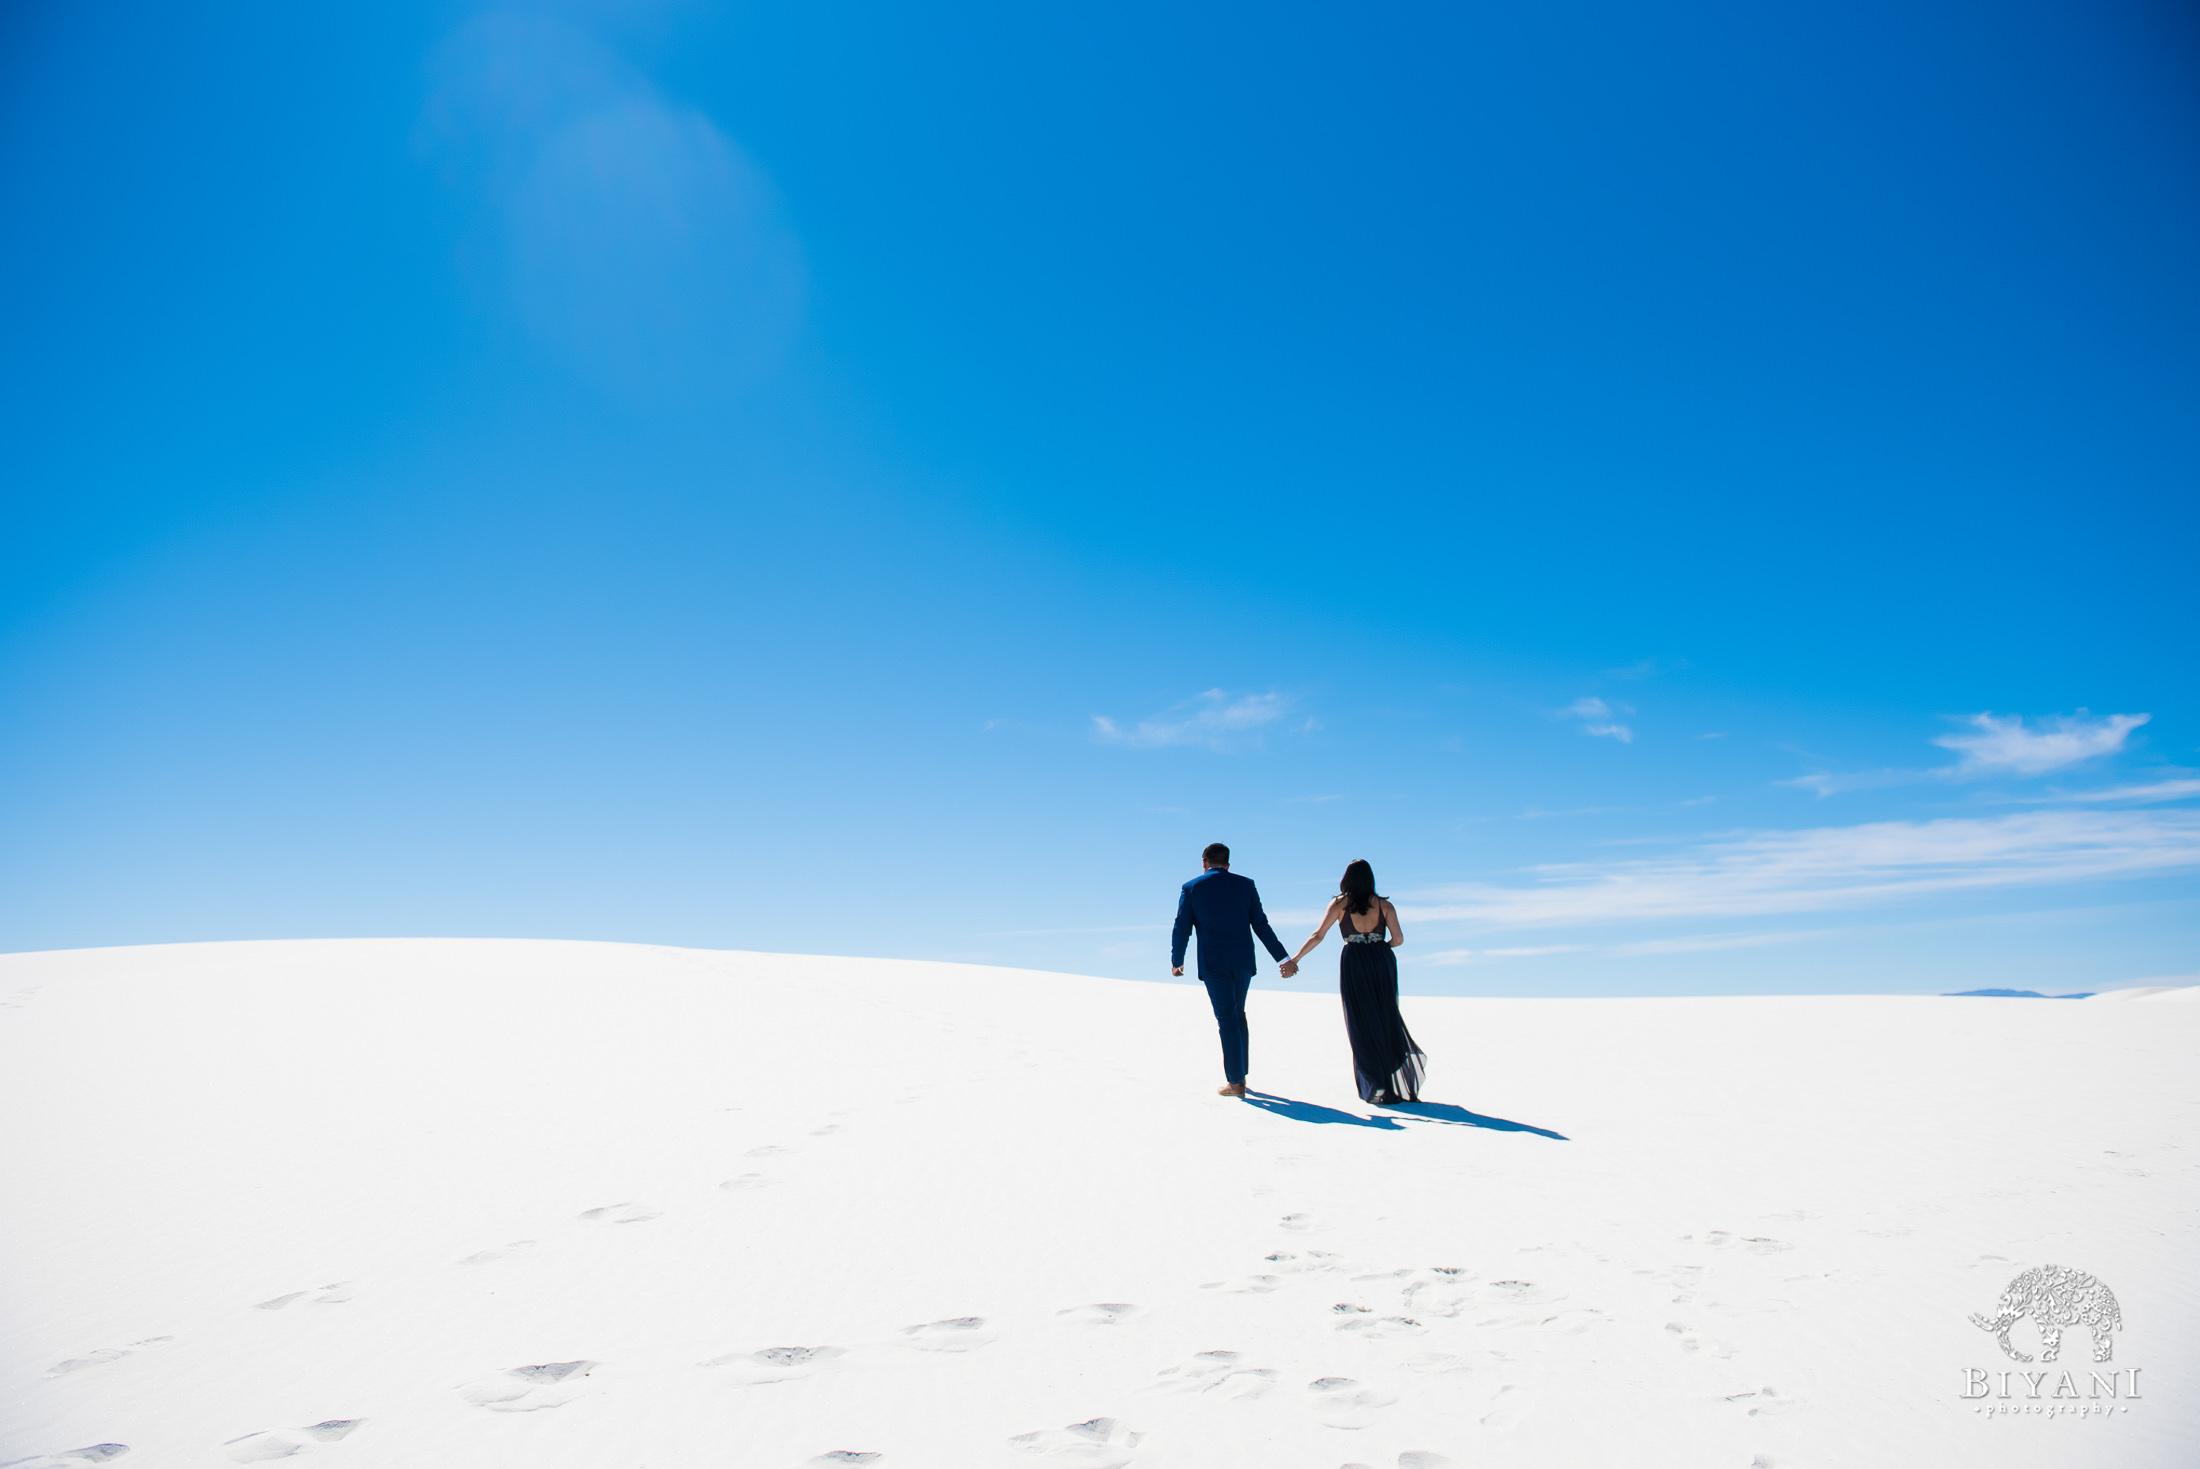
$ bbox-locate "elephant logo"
[1970,1265,2122,1364]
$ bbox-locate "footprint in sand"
[294,1424,361,1444]
[720,1174,768,1191]
[1398,1452,1458,1468]
[1205,1246,1351,1293]
[1663,1322,1739,1358]
[1199,1274,1283,1294]
[457,1361,596,1412]
[1478,1385,1530,1428]
[1283,1250,1348,1272]
[902,1317,994,1352]
[747,1145,791,1157]
[1662,1265,1705,1305]
[801,1453,880,1466]
[1056,1303,1147,1326]
[703,1346,848,1386]
[255,1284,353,1310]
[1397,1267,1475,1315]
[1149,1350,1278,1399]
[1280,1213,1316,1232]
[1725,1386,1797,1417]
[458,1241,536,1266]
[1007,1417,1147,1468]
[578,1203,661,1224]
[2,1447,130,1468]
[1394,1351,1469,1375]
[44,1349,127,1377]
[43,1339,172,1379]
[1474,1280,1559,1307]
[1470,1280,1568,1325]
[1521,1308,1606,1335]
[1695,1231,1792,1255]
[221,1422,363,1462]
[1306,1377,1397,1429]
[1335,1313,1427,1341]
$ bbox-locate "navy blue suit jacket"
[1172,868,1290,979]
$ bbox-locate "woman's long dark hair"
[1340,859,1381,916]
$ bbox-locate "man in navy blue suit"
[1172,842,1294,1097]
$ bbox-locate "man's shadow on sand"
[1242,1090,1567,1141]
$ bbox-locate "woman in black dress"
[1283,860,1426,1104]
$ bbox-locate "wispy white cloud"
[1785,709,2151,796]
[1416,931,1836,964]
[1608,928,1839,956]
[1409,808,2200,928]
[2017,778,2200,806]
[977,924,1168,938]
[1417,945,1585,967]
[1932,711,2149,776]
[1778,768,1925,797]
[1559,696,1634,743]
[1093,690,1292,750]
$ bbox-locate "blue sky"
[2,0,2196,995]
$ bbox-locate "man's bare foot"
[1218,1082,1248,1097]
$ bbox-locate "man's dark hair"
[1202,842,1231,866]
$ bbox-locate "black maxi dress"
[1339,904,1426,1104]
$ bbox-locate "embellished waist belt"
[1343,933,1387,944]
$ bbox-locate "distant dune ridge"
[0,939,2192,1468]
[1942,985,2200,1000]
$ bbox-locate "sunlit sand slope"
[1,940,2192,1468]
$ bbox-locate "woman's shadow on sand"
[1242,1091,1566,1140]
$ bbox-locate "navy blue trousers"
[1201,968,1254,1084]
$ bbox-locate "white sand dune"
[1,939,2193,1469]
